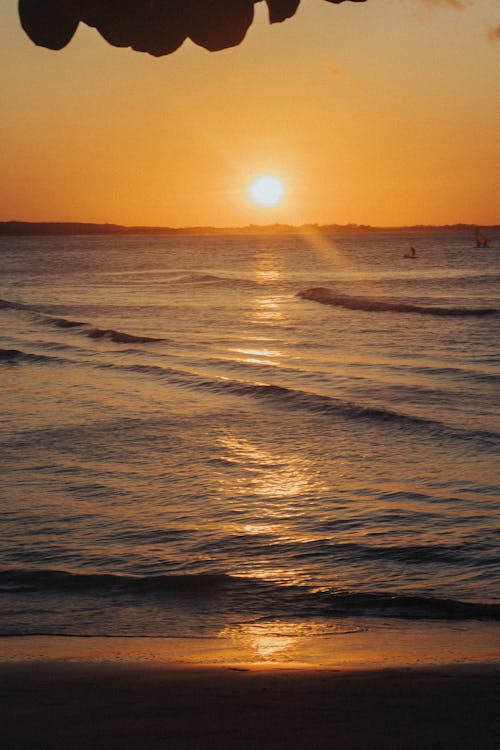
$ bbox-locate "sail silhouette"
[475,228,489,249]
[404,246,417,259]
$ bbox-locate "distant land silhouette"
[1,221,498,237]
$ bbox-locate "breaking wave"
[298,287,499,316]
[0,569,498,634]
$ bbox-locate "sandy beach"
[1,632,499,749]
[2,659,499,749]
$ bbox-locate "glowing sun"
[249,176,285,207]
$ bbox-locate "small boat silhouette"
[404,247,417,259]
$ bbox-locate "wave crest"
[3,344,497,444]
[0,347,54,364]
[0,569,230,594]
[1,569,498,624]
[0,297,165,344]
[86,327,164,344]
[0,298,28,310]
[298,287,499,316]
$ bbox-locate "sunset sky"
[1,1,499,228]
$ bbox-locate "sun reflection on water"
[214,430,331,587]
[219,621,358,663]
[249,251,289,326]
[256,268,282,283]
[229,345,284,365]
[217,433,321,500]
[250,295,285,325]
[243,523,279,535]
[219,622,301,661]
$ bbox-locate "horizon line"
[1,220,498,236]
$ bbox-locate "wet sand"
[1,633,499,749]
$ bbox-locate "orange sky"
[1,1,499,227]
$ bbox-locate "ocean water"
[1,231,499,643]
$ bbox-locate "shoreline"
[2,626,499,748]
[2,617,499,669]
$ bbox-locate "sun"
[249,176,285,207]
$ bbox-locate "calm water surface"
[1,231,499,641]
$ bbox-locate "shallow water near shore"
[1,230,499,646]
[2,617,500,669]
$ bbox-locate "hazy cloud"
[488,24,500,41]
[324,62,343,78]
[419,0,468,9]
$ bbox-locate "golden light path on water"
[209,233,381,608]
[220,623,324,661]
[214,428,332,589]
[217,434,316,500]
[215,618,500,667]
[213,245,333,588]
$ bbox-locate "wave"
[125,270,258,288]
[42,315,165,343]
[0,348,24,362]
[297,287,499,316]
[121,366,498,445]
[408,363,499,385]
[1,569,498,625]
[321,591,500,621]
[0,298,29,310]
[0,347,56,364]
[43,316,165,343]
[85,327,164,344]
[46,317,85,329]
[0,297,166,344]
[0,569,230,595]
[3,345,498,445]
[168,271,249,285]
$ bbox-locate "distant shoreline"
[1,221,498,237]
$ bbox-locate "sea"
[1,230,499,654]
